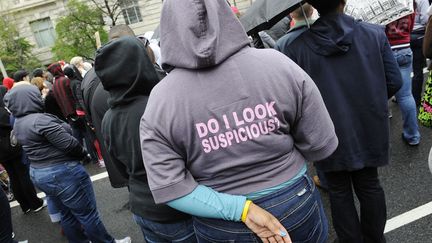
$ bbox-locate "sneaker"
[402,134,420,146]
[115,236,131,243]
[18,241,28,243]
[32,199,47,213]
[98,160,106,168]
[12,232,15,239]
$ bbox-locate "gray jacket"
[4,85,86,168]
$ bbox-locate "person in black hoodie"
[81,68,128,188]
[79,25,138,189]
[64,66,101,166]
[3,84,131,243]
[95,36,195,242]
[0,85,44,214]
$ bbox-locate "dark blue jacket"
[283,13,403,172]
[4,85,86,168]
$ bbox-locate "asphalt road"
[8,101,432,243]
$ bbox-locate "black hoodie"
[64,66,85,112]
[0,85,21,161]
[95,37,189,222]
[0,85,9,131]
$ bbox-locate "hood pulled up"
[160,0,251,70]
[95,36,159,107]
[4,84,44,117]
[304,13,358,56]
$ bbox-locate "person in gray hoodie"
[140,0,338,242]
[4,85,131,243]
[0,85,44,214]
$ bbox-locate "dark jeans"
[2,157,43,212]
[325,167,387,243]
[411,33,426,106]
[193,175,328,242]
[316,168,328,189]
[0,189,14,243]
[30,162,114,243]
[133,215,196,243]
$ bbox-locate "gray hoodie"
[4,85,86,168]
[140,0,338,204]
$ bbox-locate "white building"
[0,0,253,65]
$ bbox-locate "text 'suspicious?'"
[195,101,281,153]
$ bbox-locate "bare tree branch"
[89,0,109,15]
[103,0,118,25]
[112,0,122,13]
[87,0,147,26]
[114,9,123,23]
[70,12,99,27]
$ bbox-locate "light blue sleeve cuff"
[167,185,247,221]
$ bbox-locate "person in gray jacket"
[140,0,338,242]
[4,84,130,243]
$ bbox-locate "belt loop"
[304,173,313,190]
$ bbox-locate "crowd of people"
[1,0,432,242]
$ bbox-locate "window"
[30,18,56,48]
[121,0,143,25]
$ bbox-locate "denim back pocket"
[256,176,327,243]
[283,201,325,243]
[394,49,413,67]
[193,217,260,243]
[137,217,195,240]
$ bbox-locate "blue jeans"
[133,215,196,243]
[393,48,420,144]
[30,162,114,243]
[47,196,61,223]
[193,175,328,242]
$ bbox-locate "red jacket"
[48,63,76,119]
[385,13,415,47]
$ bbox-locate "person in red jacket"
[386,13,421,146]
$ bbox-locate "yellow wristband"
[241,200,252,223]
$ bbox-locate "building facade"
[0,0,253,65]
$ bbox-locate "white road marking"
[8,171,432,233]
[384,201,432,233]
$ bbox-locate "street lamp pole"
[0,58,7,78]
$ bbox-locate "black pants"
[325,167,387,243]
[0,188,14,243]
[2,157,43,212]
[70,118,98,162]
[411,34,426,106]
